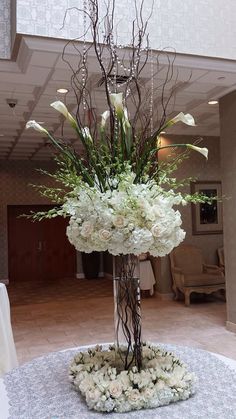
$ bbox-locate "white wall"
[15,0,236,60]
[0,0,11,58]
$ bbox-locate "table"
[1,344,236,419]
[0,284,18,377]
[139,260,156,295]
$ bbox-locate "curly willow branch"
[114,254,142,371]
[60,1,187,162]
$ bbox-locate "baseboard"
[0,279,9,285]
[156,292,174,301]
[226,321,236,333]
[76,272,104,279]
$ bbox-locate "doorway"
[8,205,76,282]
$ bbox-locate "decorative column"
[219,90,236,333]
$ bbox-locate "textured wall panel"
[0,0,11,58]
[16,0,236,59]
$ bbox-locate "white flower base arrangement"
[69,343,196,413]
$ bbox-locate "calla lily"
[50,101,78,129]
[187,144,208,159]
[101,110,110,129]
[122,108,131,132]
[26,120,48,134]
[168,112,196,127]
[110,93,124,118]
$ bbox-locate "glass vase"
[113,254,142,371]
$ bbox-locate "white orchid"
[82,126,93,142]
[187,144,208,159]
[101,110,110,130]
[26,120,48,134]
[50,100,78,129]
[110,92,124,118]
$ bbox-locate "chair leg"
[184,290,191,307]
[173,283,179,300]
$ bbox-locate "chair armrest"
[203,264,224,276]
[219,266,225,273]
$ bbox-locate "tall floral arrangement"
[26,0,211,412]
[27,102,208,257]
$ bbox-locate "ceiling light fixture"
[57,88,69,94]
[160,131,166,134]
[208,100,218,105]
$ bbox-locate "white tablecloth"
[139,260,156,294]
[0,284,18,377]
[1,345,236,419]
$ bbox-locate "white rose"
[99,229,112,241]
[109,380,123,398]
[113,215,126,228]
[142,387,154,399]
[126,389,140,403]
[153,206,165,218]
[86,388,102,404]
[79,376,94,392]
[81,221,94,237]
[151,224,162,237]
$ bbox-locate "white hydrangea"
[63,170,186,256]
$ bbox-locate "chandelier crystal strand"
[82,0,87,112]
[110,32,117,93]
[150,48,154,135]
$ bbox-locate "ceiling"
[0,35,236,161]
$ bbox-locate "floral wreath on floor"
[26,0,213,413]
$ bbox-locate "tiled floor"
[8,278,236,365]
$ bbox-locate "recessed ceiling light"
[57,88,69,94]
[160,131,166,134]
[208,100,218,105]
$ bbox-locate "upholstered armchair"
[169,245,225,306]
